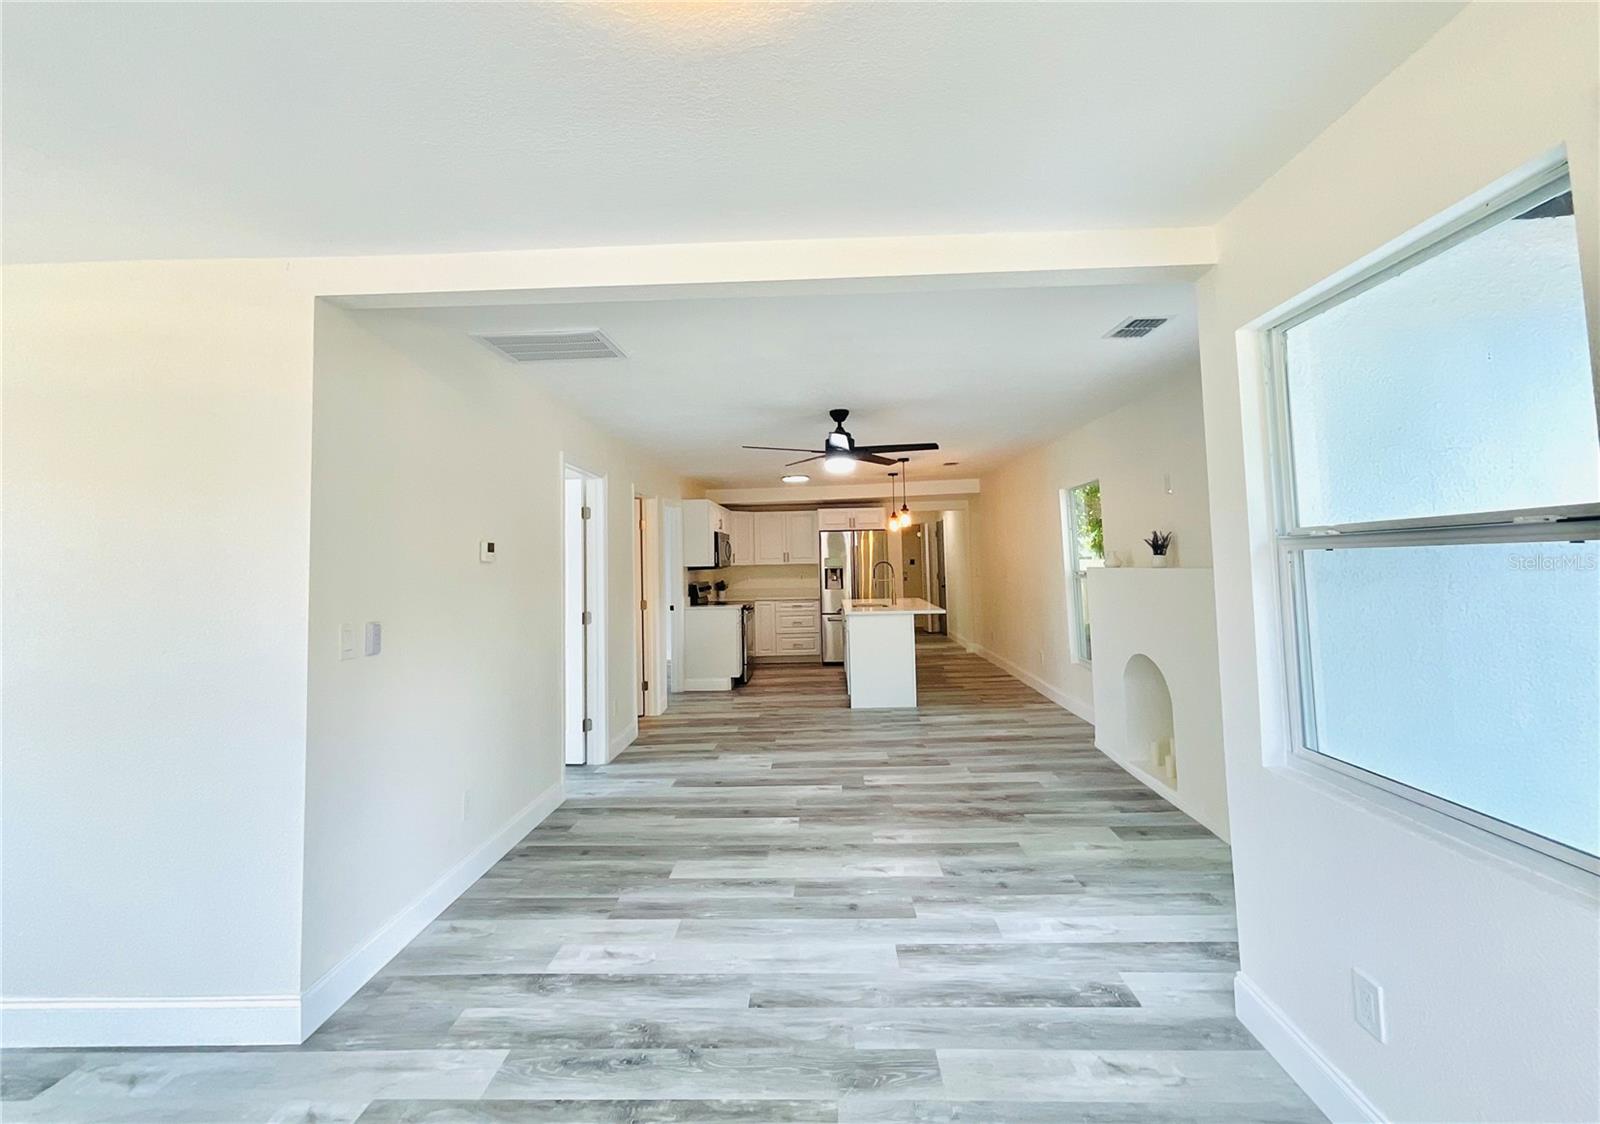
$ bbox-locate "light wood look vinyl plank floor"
[2,638,1323,1123]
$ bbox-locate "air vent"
[475,330,624,363]
[1105,317,1168,339]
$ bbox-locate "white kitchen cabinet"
[752,510,818,565]
[751,601,778,655]
[683,499,715,567]
[748,599,818,657]
[816,506,886,531]
[728,510,754,565]
[785,511,819,563]
[753,512,788,565]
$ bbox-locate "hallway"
[4,640,1320,1122]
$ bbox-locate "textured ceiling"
[2,2,1460,263]
[385,279,1199,487]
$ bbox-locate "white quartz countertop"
[841,597,946,616]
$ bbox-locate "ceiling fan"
[743,408,939,475]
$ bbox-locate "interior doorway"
[924,517,948,634]
[562,462,606,765]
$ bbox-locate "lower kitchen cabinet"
[748,599,820,657]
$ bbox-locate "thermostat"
[479,540,497,563]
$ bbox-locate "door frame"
[561,458,607,765]
[633,492,670,719]
[663,500,685,694]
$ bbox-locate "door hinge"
[581,610,592,625]
[581,506,592,520]
[581,717,593,733]
[640,598,648,611]
[642,680,649,692]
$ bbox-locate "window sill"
[1273,752,1599,903]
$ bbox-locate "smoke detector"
[1105,317,1168,339]
[475,330,624,362]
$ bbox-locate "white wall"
[1,262,313,1044]
[966,370,1213,719]
[1196,4,1599,1121]
[302,306,685,1012]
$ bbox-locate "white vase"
[1151,555,1170,568]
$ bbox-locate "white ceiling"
[384,278,1198,487]
[2,2,1459,263]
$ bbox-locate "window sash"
[1265,166,1593,538]
[1275,523,1600,874]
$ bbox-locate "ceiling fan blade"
[785,455,825,467]
[743,445,825,454]
[856,453,896,466]
[852,442,941,454]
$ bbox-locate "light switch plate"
[480,540,497,563]
[338,623,358,661]
[364,621,382,656]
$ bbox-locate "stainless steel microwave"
[690,530,733,570]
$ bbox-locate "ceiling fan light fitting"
[823,453,856,475]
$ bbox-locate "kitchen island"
[841,597,947,709]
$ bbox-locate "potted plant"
[1144,530,1174,568]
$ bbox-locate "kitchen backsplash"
[688,564,819,601]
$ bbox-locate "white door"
[785,511,819,563]
[563,475,589,765]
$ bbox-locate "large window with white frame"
[1266,165,1599,872]
[1063,480,1103,662]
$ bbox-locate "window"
[1268,166,1599,872]
[1063,480,1103,662]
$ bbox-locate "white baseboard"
[1235,972,1382,1124]
[298,777,565,1039]
[604,718,639,763]
[965,641,1095,724]
[0,993,301,1048]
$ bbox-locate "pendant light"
[895,457,913,529]
[886,471,900,531]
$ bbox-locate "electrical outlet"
[1352,969,1387,1043]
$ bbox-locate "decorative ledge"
[1085,567,1229,840]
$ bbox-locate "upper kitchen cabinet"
[753,511,788,564]
[786,511,819,563]
[816,507,887,531]
[683,499,732,568]
[749,510,820,565]
[728,510,754,565]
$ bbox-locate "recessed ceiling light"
[780,474,810,484]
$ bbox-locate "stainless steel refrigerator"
[819,528,889,663]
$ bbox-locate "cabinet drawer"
[775,633,820,654]
[776,613,819,635]
[775,600,818,611]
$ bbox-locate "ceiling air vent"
[1105,317,1168,339]
[475,330,624,363]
